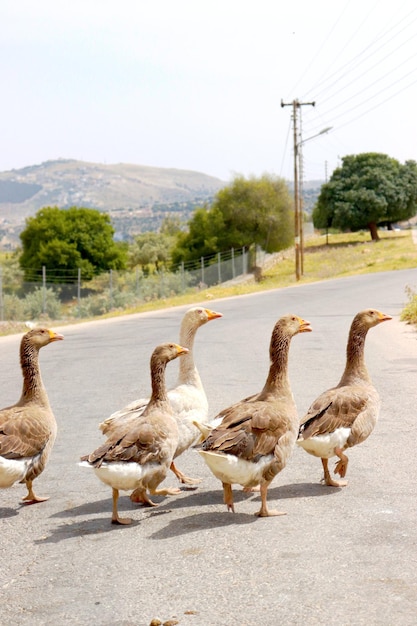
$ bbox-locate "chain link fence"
[0,246,273,323]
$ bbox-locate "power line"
[301,0,380,99]
[279,117,292,178]
[280,99,315,281]
[305,6,417,101]
[332,74,417,131]
[289,0,352,98]
[315,31,417,110]
[306,64,417,134]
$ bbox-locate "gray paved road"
[1,269,417,626]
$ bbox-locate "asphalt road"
[1,269,417,626]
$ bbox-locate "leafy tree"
[127,217,183,274]
[313,153,417,240]
[159,215,182,237]
[0,251,24,294]
[19,206,127,280]
[128,231,171,274]
[171,174,293,265]
[171,206,223,266]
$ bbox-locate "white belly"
[79,461,159,491]
[198,450,273,487]
[297,427,351,458]
[0,456,31,488]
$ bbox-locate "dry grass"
[400,285,417,326]
[105,229,417,320]
[1,230,416,334]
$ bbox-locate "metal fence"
[0,246,268,322]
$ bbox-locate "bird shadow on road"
[35,481,340,544]
[148,510,258,540]
[149,485,256,512]
[49,495,139,519]
[145,482,341,539]
[33,515,141,544]
[265,482,343,500]
[0,506,19,519]
[150,480,339,514]
[33,496,146,542]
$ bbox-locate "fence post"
[231,247,235,278]
[77,268,81,313]
[201,257,205,285]
[217,252,221,283]
[159,270,164,298]
[109,269,113,307]
[243,246,247,274]
[42,265,46,314]
[136,268,140,297]
[0,266,3,321]
[181,261,185,292]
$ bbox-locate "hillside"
[0,159,324,249]
[0,159,226,247]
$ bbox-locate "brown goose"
[0,327,64,503]
[297,309,392,487]
[80,343,189,525]
[99,307,222,490]
[198,314,312,517]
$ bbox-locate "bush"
[400,285,417,325]
[2,288,62,321]
[3,294,26,321]
[23,287,62,320]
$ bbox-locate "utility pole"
[281,98,315,280]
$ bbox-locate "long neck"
[178,321,202,388]
[19,338,49,406]
[339,320,371,385]
[148,357,169,407]
[261,328,291,395]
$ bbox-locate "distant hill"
[0,159,226,247]
[286,179,324,214]
[0,159,324,249]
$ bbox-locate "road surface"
[1,269,417,625]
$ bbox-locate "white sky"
[1,0,416,183]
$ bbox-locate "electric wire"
[279,117,292,178]
[301,0,380,99]
[305,4,417,101]
[281,2,417,180]
[314,28,417,109]
[288,0,352,98]
[305,62,417,134]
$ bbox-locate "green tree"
[128,231,172,274]
[159,215,182,237]
[19,206,127,280]
[313,153,417,241]
[0,251,24,294]
[171,206,223,266]
[171,174,293,265]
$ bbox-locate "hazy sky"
[1,0,416,182]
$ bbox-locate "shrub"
[3,294,26,321]
[400,285,417,325]
[23,287,62,320]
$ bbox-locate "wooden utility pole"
[281,98,315,280]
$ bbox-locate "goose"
[198,314,312,517]
[297,309,392,487]
[80,343,189,525]
[0,327,64,503]
[99,306,222,494]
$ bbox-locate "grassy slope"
[114,230,417,323]
[1,230,416,335]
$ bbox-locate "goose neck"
[19,340,48,404]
